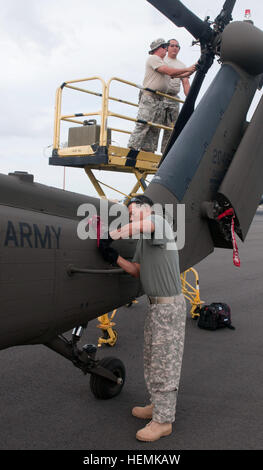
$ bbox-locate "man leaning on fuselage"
[98,195,187,442]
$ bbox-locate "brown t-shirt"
[165,57,186,95]
[143,55,169,93]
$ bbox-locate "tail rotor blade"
[223,0,236,14]
[147,0,213,42]
[214,0,236,30]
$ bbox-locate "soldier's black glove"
[99,245,119,264]
[98,232,119,264]
[99,231,113,250]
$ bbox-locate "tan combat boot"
[131,404,154,419]
[136,420,172,442]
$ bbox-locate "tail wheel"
[90,356,125,399]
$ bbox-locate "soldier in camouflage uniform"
[161,97,180,155]
[128,92,164,153]
[98,194,186,442]
[161,39,191,154]
[144,294,186,425]
[128,38,196,153]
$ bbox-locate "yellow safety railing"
[105,76,184,139]
[53,76,108,150]
[53,76,184,157]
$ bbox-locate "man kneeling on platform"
[98,194,186,442]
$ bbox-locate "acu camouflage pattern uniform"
[128,93,164,153]
[160,99,179,154]
[161,56,185,154]
[144,294,186,423]
[133,214,187,423]
[128,48,169,153]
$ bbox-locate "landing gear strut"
[45,326,125,399]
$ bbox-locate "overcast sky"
[1,0,262,200]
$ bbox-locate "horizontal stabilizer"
[218,94,263,241]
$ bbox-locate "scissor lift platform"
[49,76,182,198]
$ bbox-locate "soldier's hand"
[109,229,122,240]
[99,231,113,250]
[188,64,197,74]
[99,245,119,264]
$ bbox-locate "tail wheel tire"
[90,356,125,399]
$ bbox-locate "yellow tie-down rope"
[180,268,205,319]
[97,310,118,347]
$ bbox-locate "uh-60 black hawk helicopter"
[1,0,263,399]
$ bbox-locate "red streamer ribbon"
[217,208,240,267]
[96,216,101,248]
[87,215,101,247]
[231,216,240,267]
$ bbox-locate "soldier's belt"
[143,90,164,100]
[148,296,176,304]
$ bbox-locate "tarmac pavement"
[0,211,262,450]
